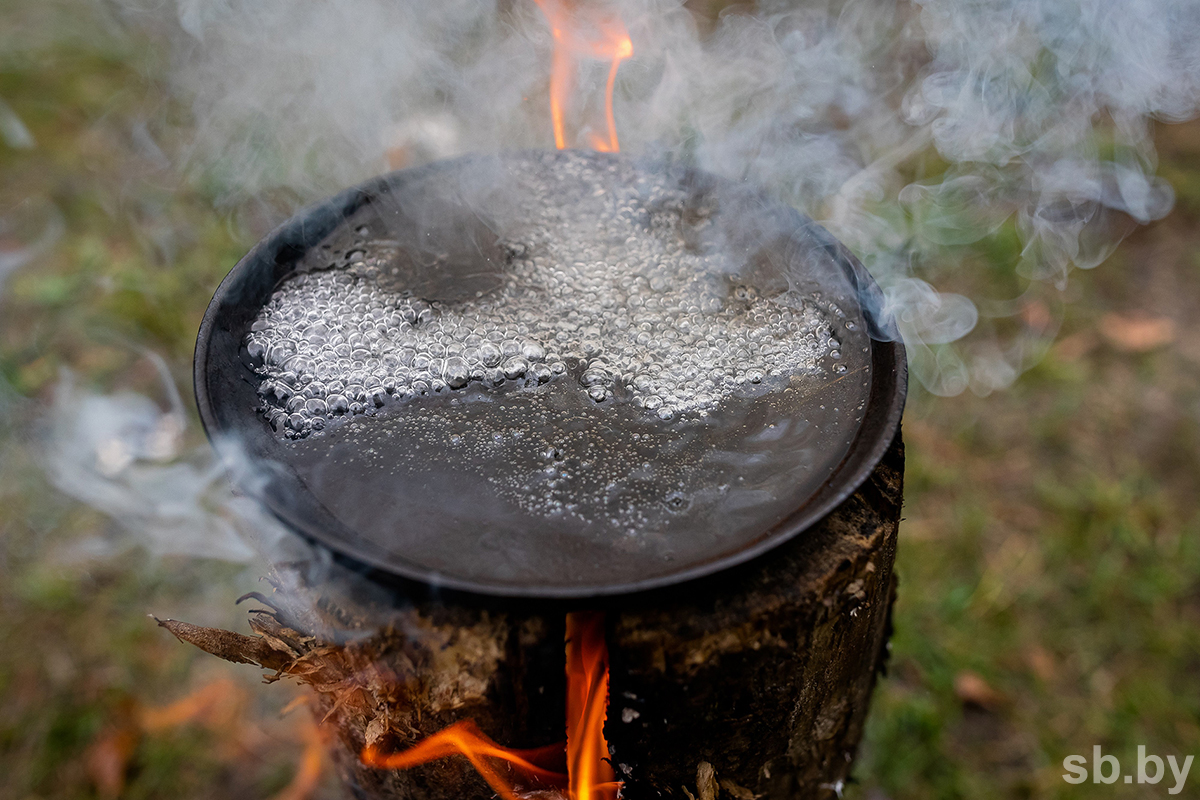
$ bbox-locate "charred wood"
[160,432,903,800]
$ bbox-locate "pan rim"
[194,150,907,599]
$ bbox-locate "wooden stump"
[160,431,902,800]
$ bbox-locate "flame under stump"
[159,431,902,800]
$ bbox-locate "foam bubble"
[246,152,838,438]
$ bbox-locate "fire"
[532,0,633,152]
[565,611,620,800]
[361,612,619,800]
[361,721,567,800]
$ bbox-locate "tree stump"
[159,431,902,800]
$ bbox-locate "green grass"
[853,223,1200,797]
[0,6,334,799]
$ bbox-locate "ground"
[0,3,1197,800]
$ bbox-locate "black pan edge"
[194,151,907,600]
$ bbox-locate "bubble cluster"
[246,152,840,438]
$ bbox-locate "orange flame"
[532,0,633,152]
[138,676,243,731]
[566,611,619,800]
[362,720,567,800]
[360,612,619,800]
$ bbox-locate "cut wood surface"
[161,432,903,800]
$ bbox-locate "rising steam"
[42,354,312,564]
[151,0,1200,396]
[30,0,1200,568]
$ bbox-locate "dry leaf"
[953,670,1003,710]
[1099,313,1176,352]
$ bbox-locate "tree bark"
[160,431,903,800]
[606,432,903,799]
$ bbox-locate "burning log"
[175,133,908,800]
[175,138,908,798]
[178,33,906,792]
[151,0,915,791]
[159,430,901,800]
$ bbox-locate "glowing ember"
[533,0,632,152]
[360,612,619,800]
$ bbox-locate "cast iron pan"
[195,150,906,598]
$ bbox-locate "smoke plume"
[31,0,1200,567]
[150,0,1200,395]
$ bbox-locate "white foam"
[246,153,838,437]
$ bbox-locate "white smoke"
[4,0,1194,579]
[42,354,317,567]
[142,0,1200,395]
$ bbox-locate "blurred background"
[1,1,1197,798]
